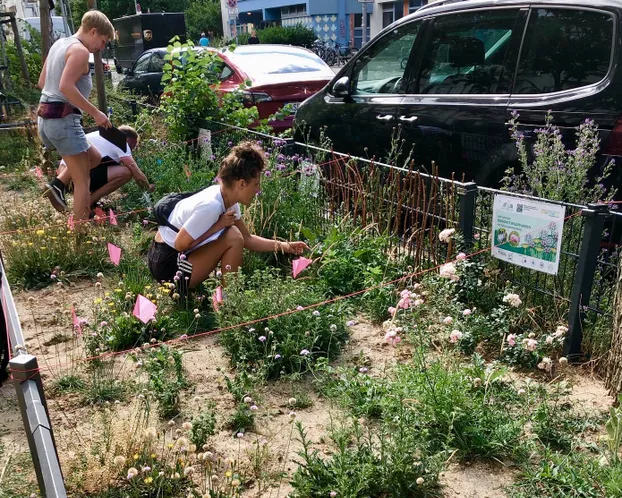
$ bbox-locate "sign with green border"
[491,194,565,275]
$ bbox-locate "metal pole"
[10,14,31,84]
[362,2,367,46]
[458,182,477,248]
[87,0,107,112]
[564,203,609,360]
[1,258,67,498]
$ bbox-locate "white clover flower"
[442,316,453,325]
[113,455,126,466]
[144,427,157,440]
[537,357,553,372]
[416,477,425,485]
[439,262,458,280]
[438,228,456,243]
[559,357,568,366]
[182,422,193,431]
[288,397,297,406]
[330,324,337,331]
[502,293,522,307]
[449,330,463,343]
[127,467,139,479]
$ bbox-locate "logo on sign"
[227,0,237,7]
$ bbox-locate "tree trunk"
[605,254,622,399]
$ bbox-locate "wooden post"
[605,255,622,399]
[9,14,30,84]
[39,0,52,58]
[87,0,108,113]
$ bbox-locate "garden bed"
[1,127,621,498]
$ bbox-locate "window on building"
[281,4,307,18]
[514,8,613,94]
[352,21,421,94]
[409,0,423,14]
[383,3,395,29]
[415,8,520,94]
[354,12,372,28]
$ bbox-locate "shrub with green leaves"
[0,206,113,289]
[160,38,258,141]
[138,345,189,418]
[251,25,316,48]
[291,419,444,497]
[190,403,218,447]
[217,268,351,379]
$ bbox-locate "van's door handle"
[399,115,418,122]
[376,114,394,121]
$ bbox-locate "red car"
[121,44,334,131]
[215,44,335,131]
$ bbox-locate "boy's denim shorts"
[38,114,89,157]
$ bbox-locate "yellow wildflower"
[225,470,232,478]
[144,477,153,484]
[51,236,57,240]
[108,302,114,307]
[144,285,151,290]
[114,288,122,292]
[105,292,110,297]
[150,453,156,459]
[86,241,92,244]
[133,454,139,460]
[94,298,102,304]
[167,443,174,449]
[36,230,45,235]
[27,242,33,246]
[40,247,47,250]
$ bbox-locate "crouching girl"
[147,141,308,291]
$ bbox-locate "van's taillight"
[603,117,622,156]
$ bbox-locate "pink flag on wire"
[34,167,43,179]
[184,164,192,180]
[71,305,82,335]
[67,214,75,231]
[107,243,121,266]
[109,209,118,226]
[94,207,107,224]
[292,257,313,278]
[133,294,157,324]
[212,285,223,311]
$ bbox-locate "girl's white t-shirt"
[159,185,241,251]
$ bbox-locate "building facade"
[221,0,428,48]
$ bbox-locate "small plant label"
[491,194,565,275]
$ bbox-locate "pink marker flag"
[34,167,43,179]
[212,285,223,311]
[184,164,192,180]
[109,209,118,226]
[67,214,75,231]
[292,257,313,279]
[133,294,157,324]
[71,305,82,335]
[107,243,121,266]
[94,207,107,224]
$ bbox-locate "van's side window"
[351,22,420,95]
[149,52,165,72]
[514,8,613,94]
[415,9,520,95]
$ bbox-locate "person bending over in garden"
[45,125,153,212]
[147,141,308,292]
[37,10,114,221]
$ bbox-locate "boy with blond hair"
[38,10,115,221]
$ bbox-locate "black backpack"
[153,191,200,232]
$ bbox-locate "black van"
[294,0,622,186]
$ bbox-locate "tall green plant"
[503,111,616,204]
[160,38,258,141]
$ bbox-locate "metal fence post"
[564,203,609,360]
[458,182,477,247]
[10,354,67,497]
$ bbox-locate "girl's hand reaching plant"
[282,241,309,255]
[216,209,237,229]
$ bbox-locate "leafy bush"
[0,128,40,171]
[252,25,316,48]
[217,268,351,379]
[138,345,189,418]
[161,38,258,141]
[0,206,113,289]
[510,451,622,498]
[291,420,444,497]
[90,280,211,353]
[503,111,616,204]
[190,403,218,447]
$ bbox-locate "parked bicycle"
[312,39,358,67]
